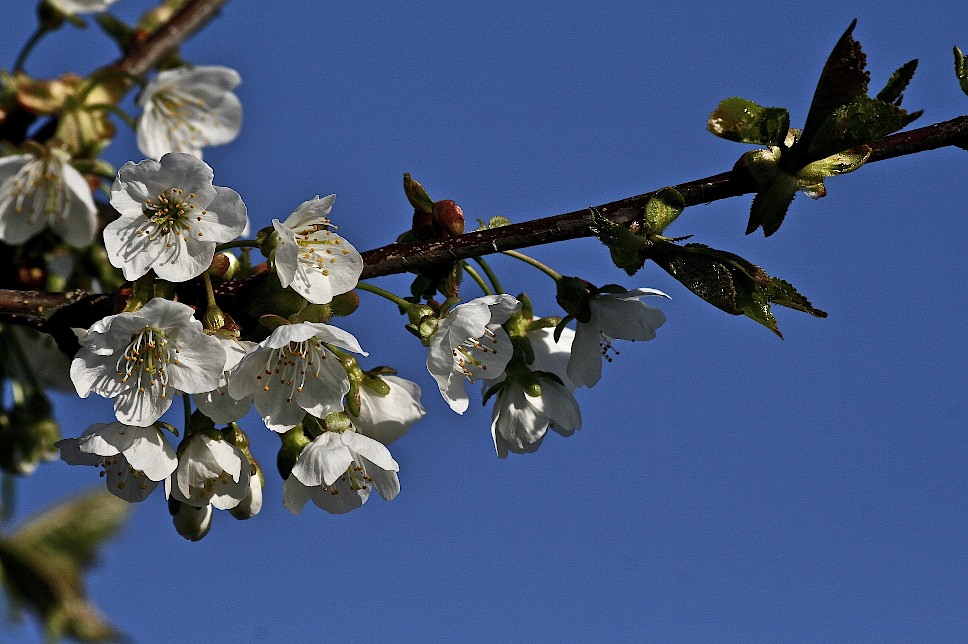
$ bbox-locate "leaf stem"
[472,257,504,294]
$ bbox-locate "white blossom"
[56,421,177,502]
[283,430,399,515]
[136,65,242,160]
[105,152,248,282]
[168,433,249,510]
[427,294,520,414]
[47,0,118,16]
[490,326,581,458]
[567,287,669,389]
[70,297,226,426]
[194,335,256,423]
[354,375,425,445]
[0,151,97,248]
[271,195,363,305]
[228,321,365,432]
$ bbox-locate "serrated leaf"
[955,46,968,96]
[646,240,826,336]
[747,170,799,236]
[487,216,511,228]
[801,20,869,143]
[877,59,918,105]
[708,97,790,145]
[803,94,916,162]
[644,187,685,234]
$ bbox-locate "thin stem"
[462,261,493,295]
[502,250,562,281]
[355,281,415,311]
[202,272,217,308]
[13,26,48,73]
[83,103,137,130]
[216,239,261,252]
[182,393,192,436]
[472,257,504,294]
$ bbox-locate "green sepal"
[647,240,825,337]
[707,97,790,146]
[587,207,650,276]
[955,46,968,96]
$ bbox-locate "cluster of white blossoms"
[0,57,670,539]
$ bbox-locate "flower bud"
[207,252,237,281]
[403,173,434,214]
[229,458,263,520]
[277,425,311,479]
[432,199,465,236]
[169,498,212,541]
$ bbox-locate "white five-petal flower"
[490,326,582,458]
[169,433,250,510]
[0,151,97,248]
[70,298,226,426]
[283,430,399,515]
[227,321,366,432]
[427,294,521,414]
[56,421,178,502]
[271,195,363,305]
[354,375,426,445]
[567,287,669,389]
[105,152,248,282]
[136,65,242,160]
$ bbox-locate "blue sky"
[3,1,968,641]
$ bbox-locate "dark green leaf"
[800,20,869,143]
[707,97,790,145]
[876,59,918,105]
[647,240,826,336]
[747,171,799,236]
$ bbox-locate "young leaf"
[646,240,826,336]
[707,97,790,146]
[747,171,799,236]
[644,187,685,235]
[955,46,968,96]
[877,59,918,105]
[587,207,650,276]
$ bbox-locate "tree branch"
[117,0,229,77]
[1,114,965,334]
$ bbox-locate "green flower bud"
[555,276,596,323]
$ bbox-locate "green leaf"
[647,240,826,336]
[800,20,870,145]
[803,94,918,162]
[955,46,968,96]
[644,187,685,234]
[707,97,790,145]
[0,489,130,642]
[747,170,799,236]
[877,59,918,105]
[796,145,871,199]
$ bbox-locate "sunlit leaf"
[955,46,968,96]
[707,97,790,146]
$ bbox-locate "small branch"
[116,0,229,77]
[1,115,965,333]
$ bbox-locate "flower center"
[8,158,67,225]
[294,223,351,278]
[116,326,180,397]
[452,327,500,382]
[259,339,329,403]
[152,90,211,149]
[139,187,203,245]
[97,454,153,492]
